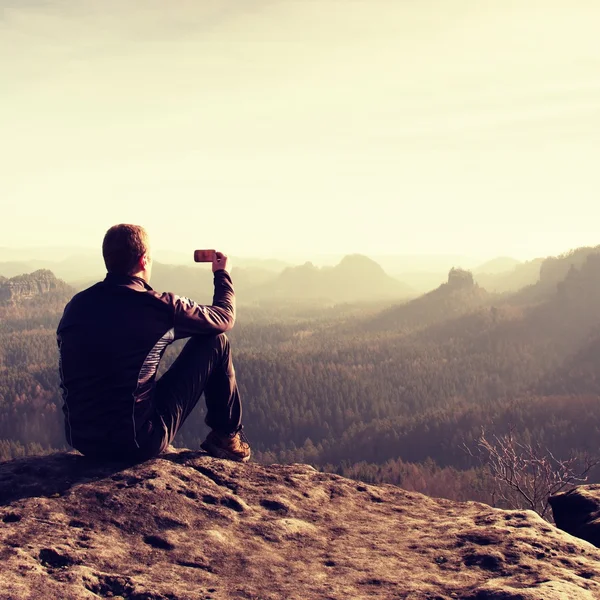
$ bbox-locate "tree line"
[1,250,600,509]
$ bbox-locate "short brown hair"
[102,224,150,275]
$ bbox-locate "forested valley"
[1,246,600,511]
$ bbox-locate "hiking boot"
[200,427,251,462]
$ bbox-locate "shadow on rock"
[0,451,147,505]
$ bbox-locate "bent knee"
[189,332,229,352]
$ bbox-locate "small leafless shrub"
[465,427,600,521]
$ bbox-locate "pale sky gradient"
[1,0,599,260]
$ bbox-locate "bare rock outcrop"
[1,450,600,600]
[447,267,475,290]
[550,484,600,549]
[0,270,66,304]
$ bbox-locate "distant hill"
[229,267,278,295]
[0,255,105,285]
[363,268,489,333]
[242,254,414,304]
[425,250,600,346]
[148,262,278,305]
[474,258,544,293]
[388,271,448,295]
[409,251,600,396]
[0,261,39,278]
[373,254,480,274]
[534,252,600,393]
[539,245,600,290]
[500,245,600,306]
[48,256,408,305]
[473,256,521,275]
[374,254,480,295]
[473,246,600,297]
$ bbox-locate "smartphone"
[194,249,216,263]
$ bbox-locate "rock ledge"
[1,450,599,599]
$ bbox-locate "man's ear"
[135,253,148,272]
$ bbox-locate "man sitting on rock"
[56,224,250,463]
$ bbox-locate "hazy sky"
[2,0,599,260]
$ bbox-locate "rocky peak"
[0,269,64,304]
[1,450,599,599]
[447,267,475,290]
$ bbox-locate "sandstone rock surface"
[550,484,600,549]
[1,450,599,600]
[0,269,67,304]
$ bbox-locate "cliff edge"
[1,450,599,600]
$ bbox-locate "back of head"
[102,224,150,275]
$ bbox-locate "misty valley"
[1,246,600,512]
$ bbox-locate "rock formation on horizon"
[447,267,475,290]
[1,450,599,599]
[363,267,488,334]
[0,270,71,305]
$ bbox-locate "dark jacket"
[56,270,235,455]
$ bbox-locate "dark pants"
[140,333,242,459]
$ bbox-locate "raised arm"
[170,252,235,339]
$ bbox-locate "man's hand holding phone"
[212,251,230,274]
[194,249,230,274]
